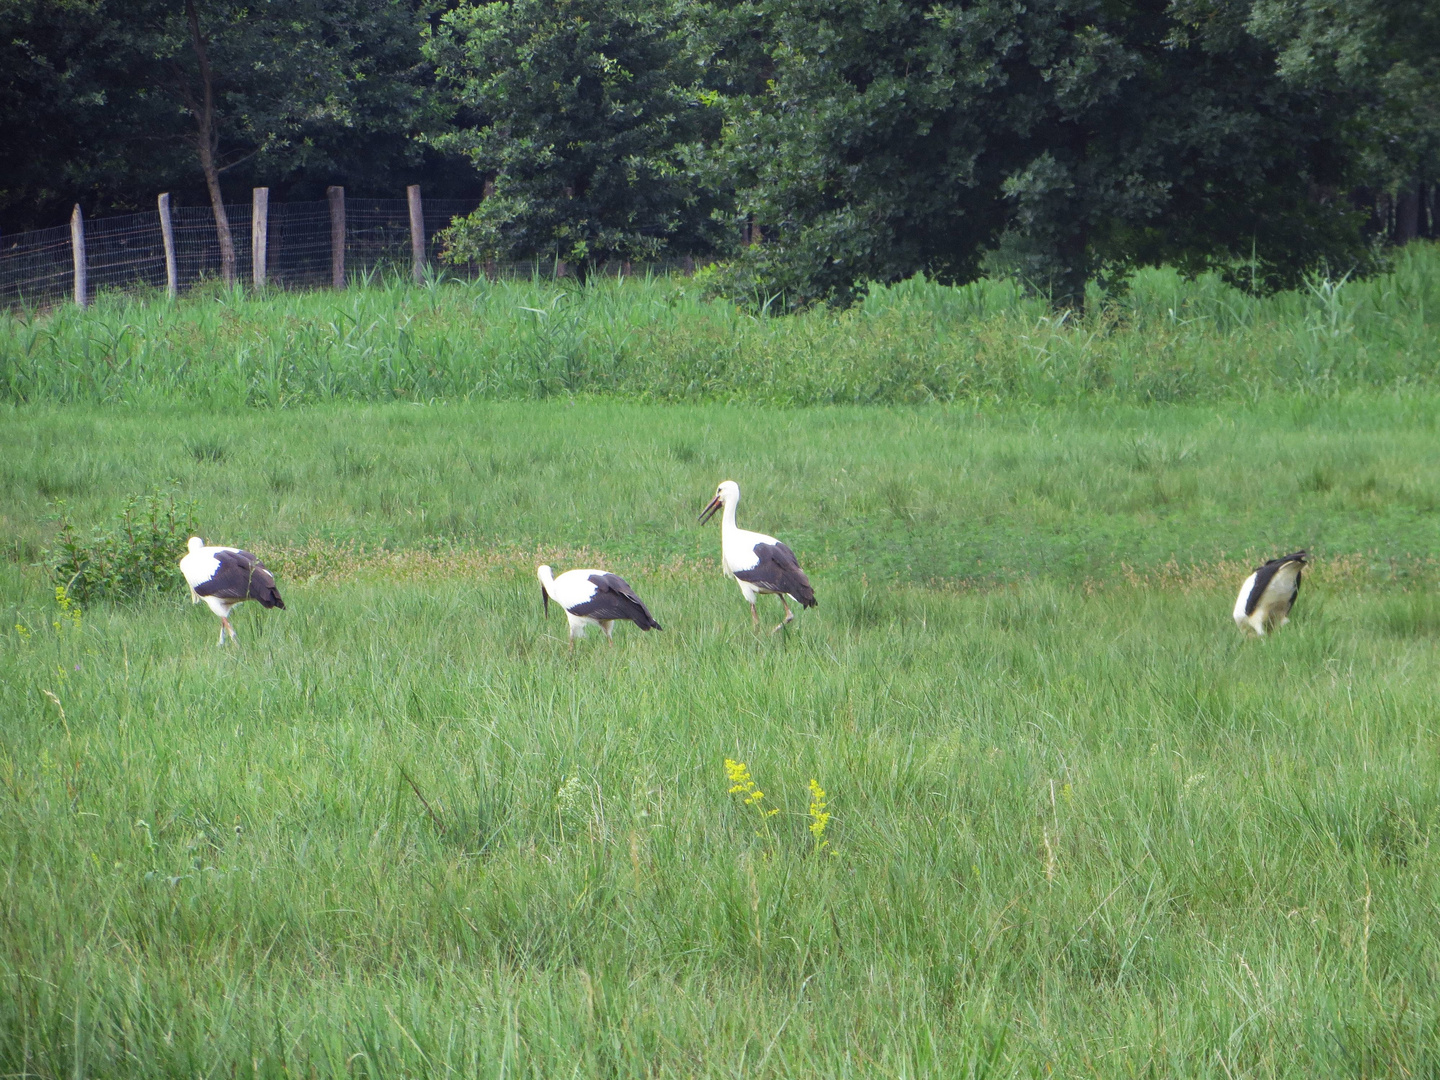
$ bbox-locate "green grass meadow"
[3,267,1440,1076]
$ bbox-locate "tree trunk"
[1395,184,1420,244]
[186,0,236,286]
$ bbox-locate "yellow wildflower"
[52,586,81,632]
[724,758,779,820]
[807,778,830,850]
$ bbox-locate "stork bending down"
[1233,551,1307,636]
[179,536,286,645]
[537,565,662,648]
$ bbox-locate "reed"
[2,243,1437,407]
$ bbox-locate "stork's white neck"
[720,494,739,534]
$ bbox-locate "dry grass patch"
[262,539,720,586]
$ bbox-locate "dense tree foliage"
[2,0,182,230]
[1248,0,1439,238]
[703,0,1370,306]
[427,0,722,272]
[1,0,452,236]
[1,0,1433,303]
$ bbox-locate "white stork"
[537,565,662,647]
[1233,551,1307,636]
[698,480,817,631]
[179,536,286,645]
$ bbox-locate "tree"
[149,0,441,283]
[1247,0,1440,238]
[705,0,1365,308]
[1,0,445,254]
[427,0,723,273]
[0,1,185,230]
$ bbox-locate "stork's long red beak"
[698,495,722,524]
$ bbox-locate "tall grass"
[4,272,1440,1073]
[2,243,1437,407]
[3,564,1440,1077]
[3,398,1438,585]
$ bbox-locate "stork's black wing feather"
[733,542,817,607]
[571,573,661,630]
[193,550,286,609]
[1244,551,1306,616]
[1244,565,1278,617]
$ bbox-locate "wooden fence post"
[158,193,177,299]
[327,185,346,289]
[252,187,269,287]
[407,184,425,284]
[70,205,88,309]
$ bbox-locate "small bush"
[47,490,201,605]
[692,249,813,312]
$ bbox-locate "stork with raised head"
[1233,551,1307,636]
[537,565,662,648]
[699,480,817,631]
[179,537,286,645]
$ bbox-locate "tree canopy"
[1,0,1433,304]
[1,0,449,235]
[427,0,723,272]
[1248,0,1439,237]
[702,0,1368,306]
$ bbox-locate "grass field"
[3,242,1439,408]
[3,394,1440,1077]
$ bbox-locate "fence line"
[0,186,737,311]
[0,189,493,311]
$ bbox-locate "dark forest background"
[3,0,1436,306]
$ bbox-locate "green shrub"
[47,490,200,605]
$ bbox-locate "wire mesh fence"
[0,192,716,312]
[0,192,502,311]
[0,223,75,310]
[87,210,170,295]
